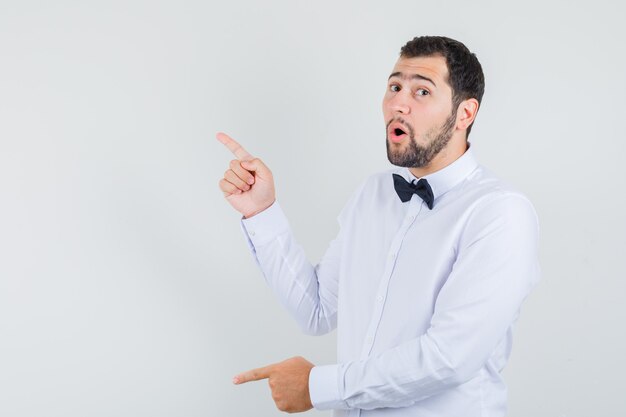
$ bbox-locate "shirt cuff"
[308,364,349,410]
[239,200,290,248]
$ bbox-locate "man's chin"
[387,154,414,168]
[387,143,411,167]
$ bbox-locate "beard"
[386,110,457,168]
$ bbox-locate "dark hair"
[400,36,485,138]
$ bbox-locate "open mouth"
[389,123,408,143]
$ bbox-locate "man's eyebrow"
[388,71,437,88]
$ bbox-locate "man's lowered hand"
[233,356,315,413]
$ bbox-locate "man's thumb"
[241,158,270,176]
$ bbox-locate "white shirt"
[239,144,541,417]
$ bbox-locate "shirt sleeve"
[308,192,542,410]
[239,200,344,336]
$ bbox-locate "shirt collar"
[399,142,479,202]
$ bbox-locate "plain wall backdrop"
[1,0,625,416]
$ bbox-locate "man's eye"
[416,89,430,96]
[390,84,400,92]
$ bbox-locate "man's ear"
[456,98,479,131]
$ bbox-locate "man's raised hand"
[216,132,276,218]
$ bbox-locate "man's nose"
[389,92,411,114]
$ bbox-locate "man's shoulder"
[348,167,401,201]
[335,167,398,221]
[359,166,401,190]
[465,164,534,203]
[461,164,539,224]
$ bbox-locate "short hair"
[400,36,485,138]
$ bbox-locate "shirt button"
[376,295,384,302]
[390,252,396,259]
[366,337,373,344]
[249,230,255,236]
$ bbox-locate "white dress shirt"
[239,144,541,417]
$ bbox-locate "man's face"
[383,55,459,168]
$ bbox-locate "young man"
[218,36,540,417]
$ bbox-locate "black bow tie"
[392,173,434,209]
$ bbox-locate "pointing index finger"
[233,364,275,384]
[216,132,254,161]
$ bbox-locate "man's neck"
[408,139,469,179]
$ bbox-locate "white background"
[1,1,625,416]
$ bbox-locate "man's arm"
[309,192,541,410]
[239,199,343,336]
[218,131,356,336]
